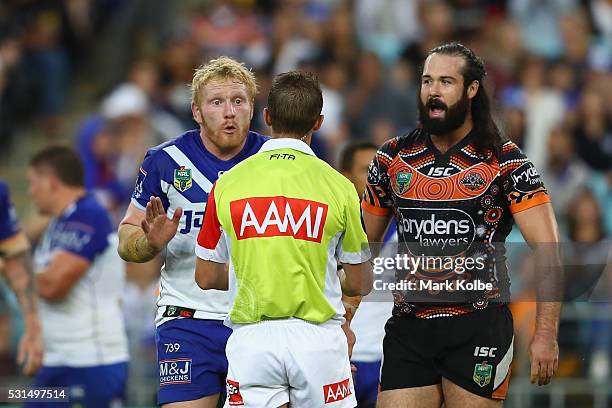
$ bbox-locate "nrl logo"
[460,172,485,191]
[473,362,493,387]
[166,306,177,316]
[174,167,192,192]
[395,171,413,194]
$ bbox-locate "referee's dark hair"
[30,146,85,187]
[267,71,323,137]
[339,140,378,172]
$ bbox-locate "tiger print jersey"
[363,129,550,319]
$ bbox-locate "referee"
[195,71,372,408]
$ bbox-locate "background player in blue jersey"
[0,181,43,376]
[25,146,129,407]
[118,57,267,407]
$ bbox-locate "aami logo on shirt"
[226,379,244,406]
[159,358,191,386]
[230,196,328,242]
[323,378,352,403]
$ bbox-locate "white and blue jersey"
[34,194,128,367]
[132,129,266,404]
[131,130,267,326]
[351,220,396,406]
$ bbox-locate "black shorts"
[380,305,514,400]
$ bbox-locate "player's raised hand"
[141,196,183,251]
[529,334,559,386]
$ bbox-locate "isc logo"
[427,167,454,177]
[323,378,352,403]
[230,196,328,243]
[474,346,497,358]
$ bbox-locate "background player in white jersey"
[0,181,43,376]
[118,57,266,407]
[339,141,393,408]
[26,146,129,407]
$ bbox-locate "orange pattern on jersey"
[399,143,427,157]
[462,144,479,156]
[411,153,436,169]
[501,141,516,154]
[388,137,399,150]
[388,156,498,201]
[377,153,392,167]
[414,305,472,319]
[361,200,391,216]
[450,155,474,170]
[508,188,550,214]
[500,158,527,177]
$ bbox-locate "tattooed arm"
[0,233,43,375]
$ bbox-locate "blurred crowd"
[0,0,611,405]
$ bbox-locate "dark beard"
[418,91,469,136]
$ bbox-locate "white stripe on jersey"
[163,145,214,192]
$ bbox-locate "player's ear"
[191,101,202,125]
[311,115,324,132]
[467,80,479,99]
[263,108,272,127]
[48,172,61,191]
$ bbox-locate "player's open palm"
[529,334,559,386]
[141,196,183,251]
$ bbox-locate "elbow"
[117,225,149,263]
[344,279,373,297]
[116,229,133,262]
[195,259,227,290]
[343,287,362,297]
[195,269,213,291]
[359,278,373,296]
[117,244,130,262]
[344,263,373,297]
[196,278,210,291]
[353,283,373,297]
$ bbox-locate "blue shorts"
[24,362,127,408]
[353,360,381,406]
[156,318,231,404]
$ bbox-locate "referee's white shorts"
[224,319,356,408]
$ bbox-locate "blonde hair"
[191,56,258,106]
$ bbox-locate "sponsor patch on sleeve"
[226,379,244,406]
[323,378,352,404]
[509,162,542,193]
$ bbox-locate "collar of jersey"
[258,138,316,156]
